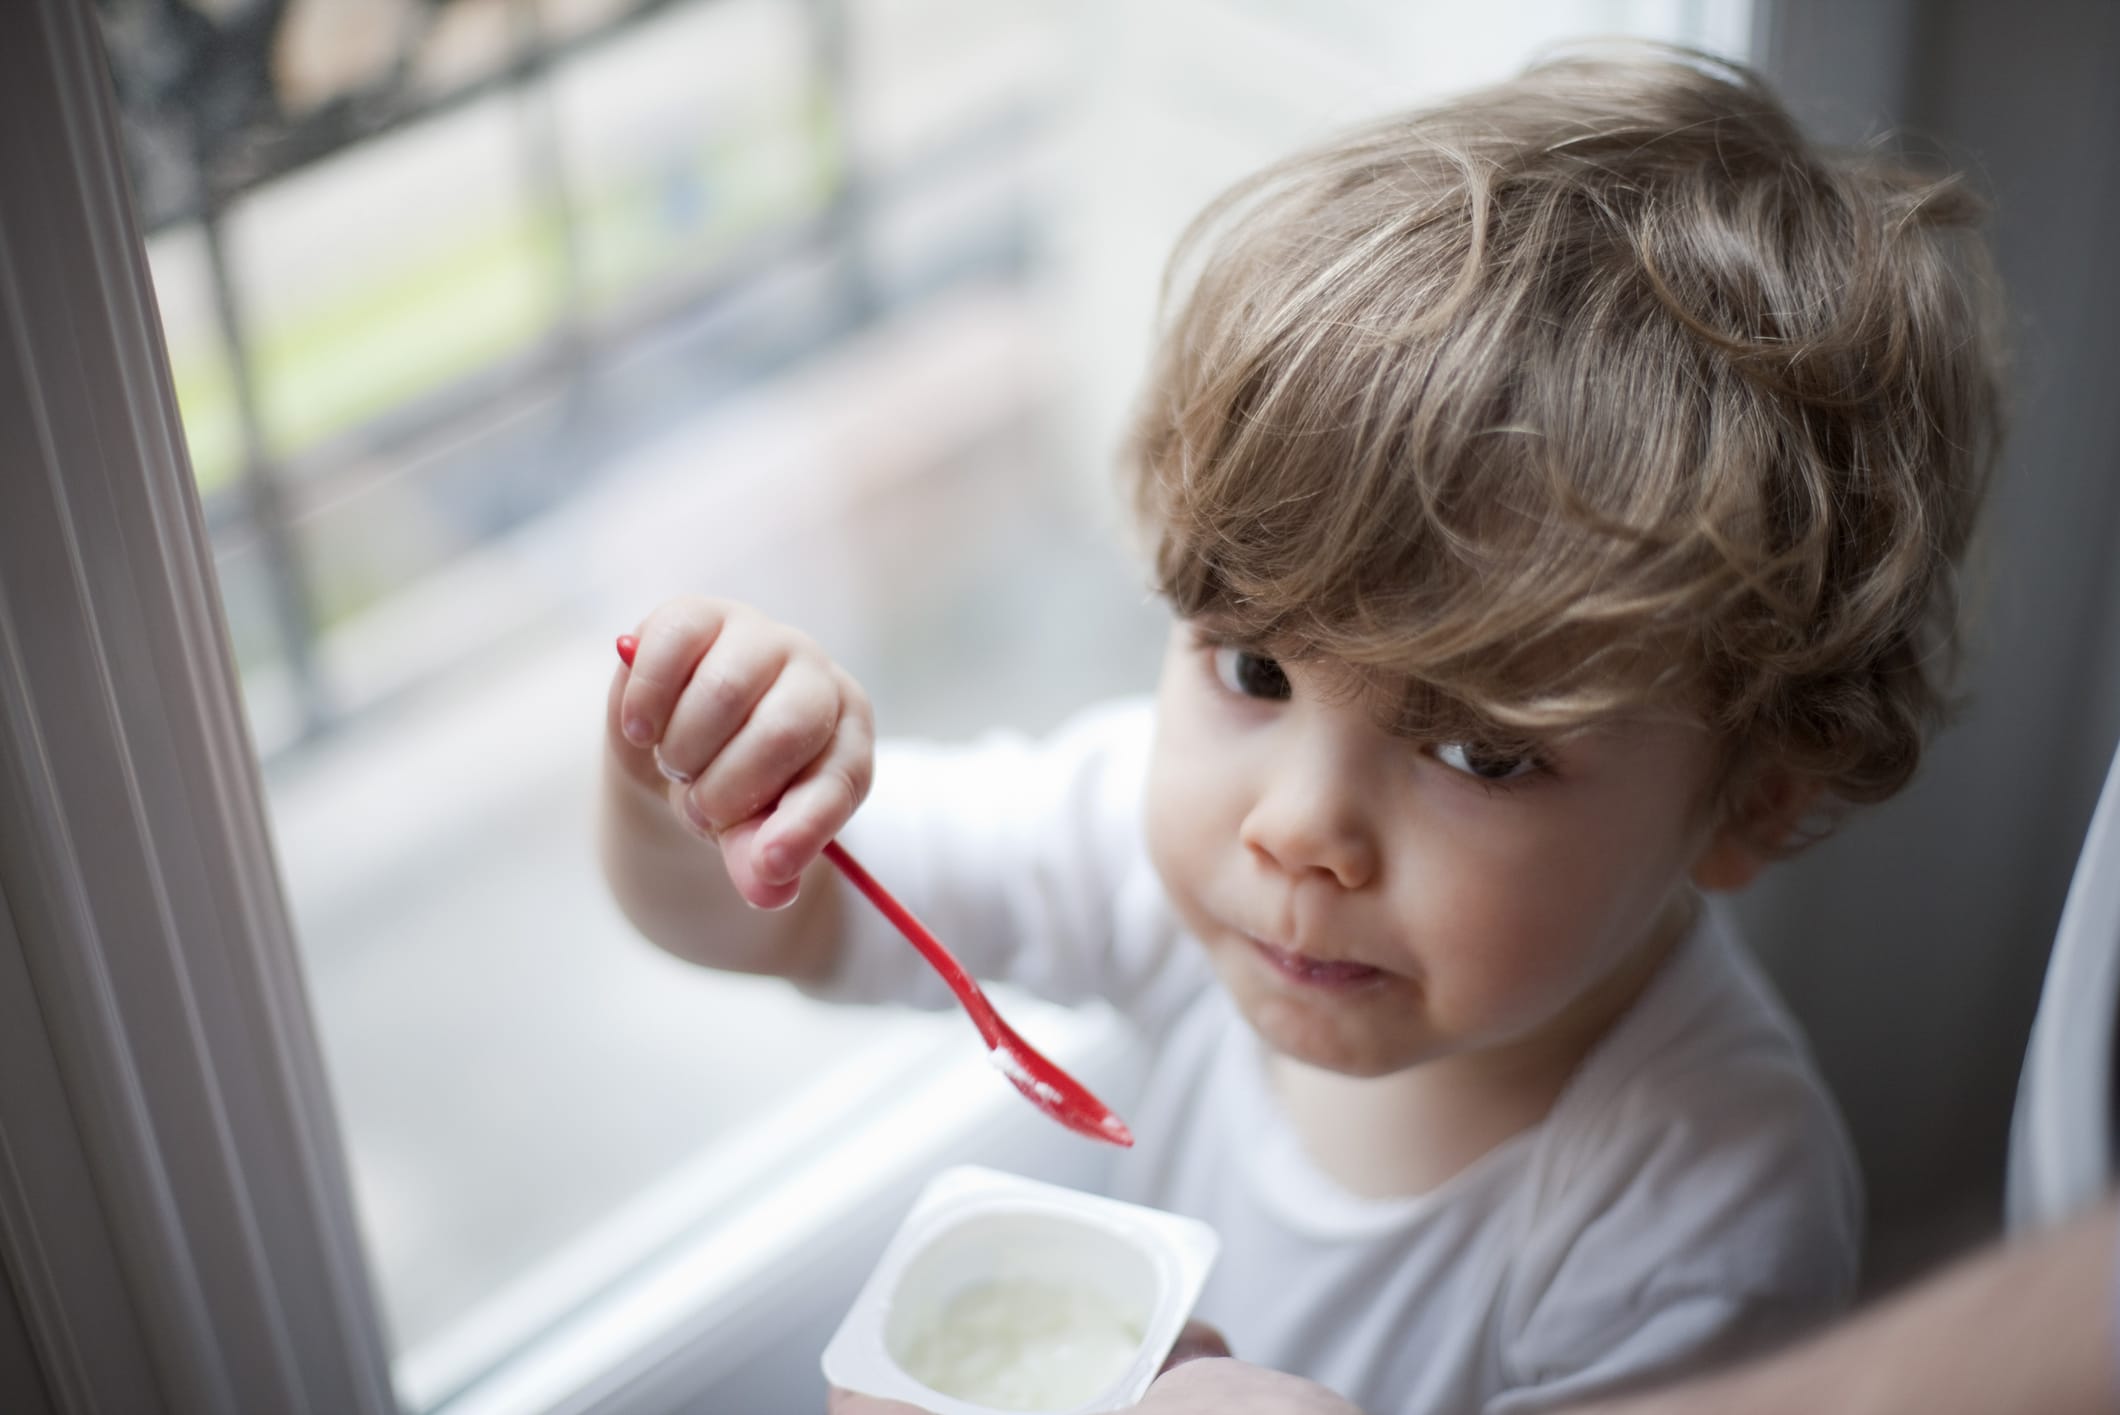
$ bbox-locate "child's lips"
[1247,937,1386,990]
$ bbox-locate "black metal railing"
[94,0,1045,748]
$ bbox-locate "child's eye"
[1434,741,1538,782]
[1211,646,1292,701]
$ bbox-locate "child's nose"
[1238,770,1380,891]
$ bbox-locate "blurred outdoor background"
[111,0,2072,1406]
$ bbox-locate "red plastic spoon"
[616,634,1133,1148]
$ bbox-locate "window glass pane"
[848,0,1064,172]
[145,223,244,495]
[210,533,307,758]
[96,0,1749,1404]
[549,0,825,315]
[224,97,556,466]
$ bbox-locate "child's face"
[1143,619,1731,1079]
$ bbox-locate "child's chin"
[1212,967,1424,1077]
[1238,996,1431,1078]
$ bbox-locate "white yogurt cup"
[821,1166,1220,1414]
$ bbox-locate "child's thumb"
[717,816,800,911]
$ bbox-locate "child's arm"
[597,596,870,984]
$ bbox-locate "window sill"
[420,1001,1137,1415]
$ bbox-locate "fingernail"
[683,796,718,839]
[759,842,792,883]
[623,715,651,746]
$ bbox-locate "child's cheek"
[1142,728,1224,911]
[1397,812,1624,1034]
[1406,875,1575,1037]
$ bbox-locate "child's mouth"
[1249,938,1385,991]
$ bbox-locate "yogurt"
[900,1277,1144,1411]
[822,1166,1219,1415]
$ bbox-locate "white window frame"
[0,1,398,1409]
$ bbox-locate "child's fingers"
[713,816,801,912]
[1158,1319,1232,1372]
[682,660,841,836]
[748,703,875,886]
[617,598,728,747]
[657,623,789,785]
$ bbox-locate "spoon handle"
[820,839,1002,1049]
[819,835,1132,1147]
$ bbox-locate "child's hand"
[611,597,873,911]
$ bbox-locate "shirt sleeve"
[1487,1045,1864,1413]
[797,697,1206,1035]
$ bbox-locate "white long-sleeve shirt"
[817,699,1862,1414]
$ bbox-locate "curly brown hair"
[1125,44,2005,840]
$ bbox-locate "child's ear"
[1691,771,1822,894]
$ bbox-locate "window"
[9,1,1750,1410]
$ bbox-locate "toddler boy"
[602,47,2001,1414]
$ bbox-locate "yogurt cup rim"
[820,1166,1220,1415]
